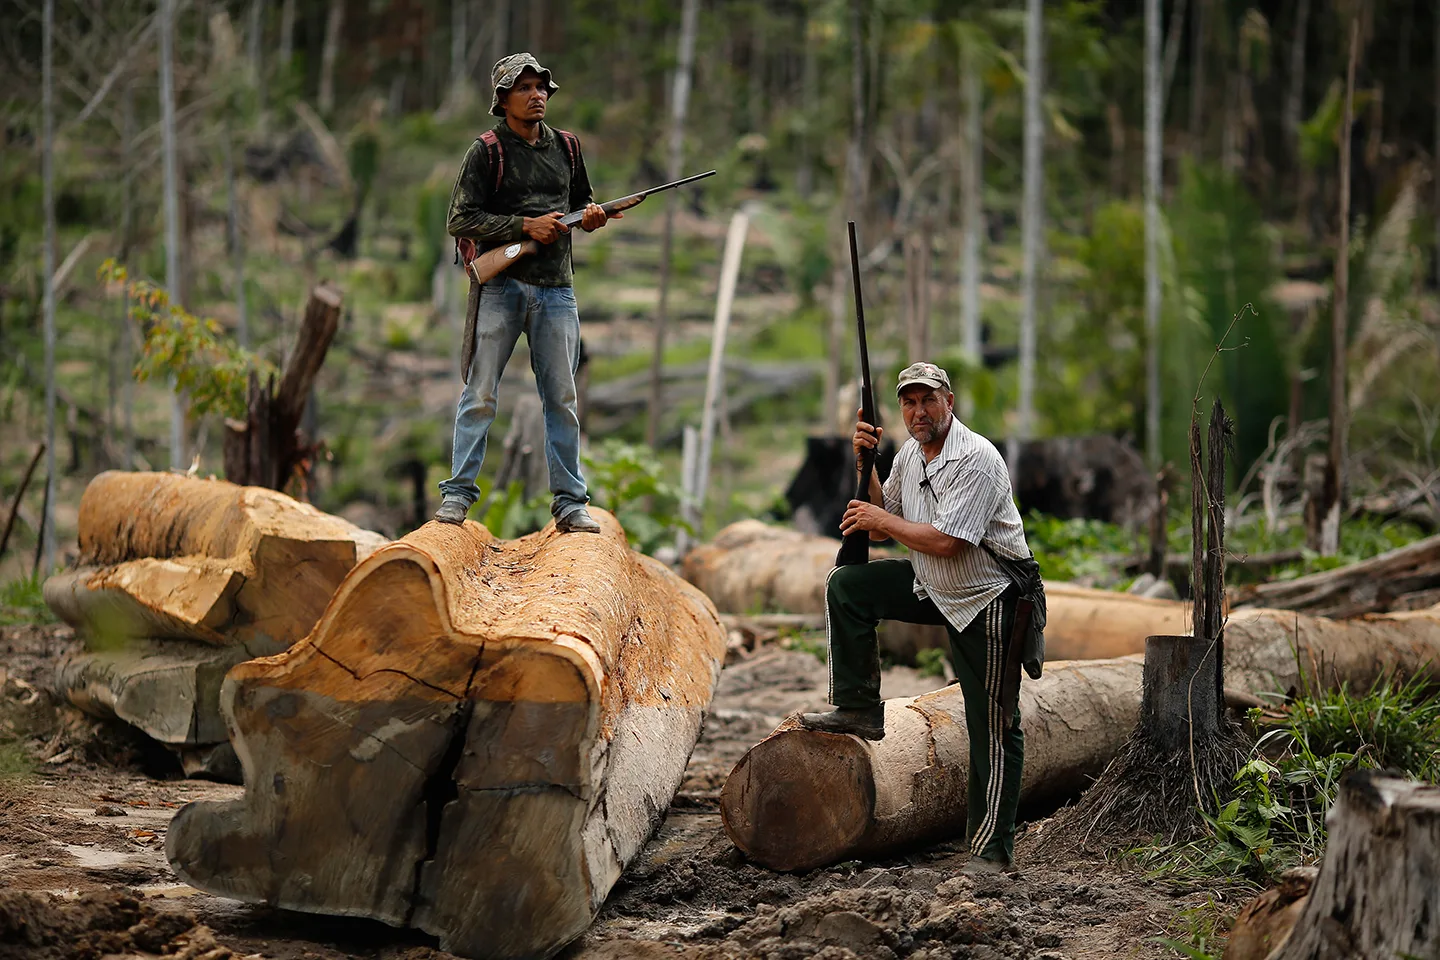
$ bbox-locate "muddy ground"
[0,624,1246,959]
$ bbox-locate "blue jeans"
[439,276,588,519]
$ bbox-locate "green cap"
[489,53,559,118]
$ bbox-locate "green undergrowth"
[0,572,54,627]
[1132,673,1440,892]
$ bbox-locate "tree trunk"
[1284,0,1311,169]
[1189,0,1207,151]
[959,52,982,419]
[278,0,294,71]
[1144,0,1162,467]
[646,0,700,447]
[223,283,342,490]
[1140,634,1220,751]
[224,130,249,348]
[1318,20,1359,557]
[1267,773,1440,960]
[1012,0,1044,469]
[166,514,727,960]
[41,0,57,575]
[160,0,185,470]
[317,0,344,115]
[721,605,1440,872]
[1232,532,1440,618]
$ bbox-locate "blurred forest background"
[2,0,1438,597]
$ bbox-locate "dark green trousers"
[825,557,1025,863]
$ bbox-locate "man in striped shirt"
[800,361,1032,873]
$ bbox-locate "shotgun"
[835,220,878,567]
[463,170,717,287]
[458,169,716,382]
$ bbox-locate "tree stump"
[1268,773,1440,960]
[223,282,342,491]
[166,512,727,960]
[1140,634,1221,752]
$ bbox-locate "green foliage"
[1171,513,1429,582]
[915,647,948,679]
[1022,511,1138,584]
[781,631,828,664]
[102,261,273,420]
[0,572,55,627]
[582,439,691,554]
[1137,675,1440,886]
[475,480,552,540]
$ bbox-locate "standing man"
[801,362,1035,874]
[435,53,616,532]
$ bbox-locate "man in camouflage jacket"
[435,53,615,532]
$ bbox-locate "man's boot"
[960,855,1015,877]
[434,498,469,525]
[555,506,602,534]
[798,705,885,740]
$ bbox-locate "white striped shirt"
[881,415,1030,633]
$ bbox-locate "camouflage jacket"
[446,121,594,287]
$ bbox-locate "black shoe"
[960,855,1015,876]
[555,507,602,534]
[798,706,886,740]
[434,498,469,525]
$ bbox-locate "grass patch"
[1022,511,1139,584]
[0,572,55,627]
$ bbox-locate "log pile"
[166,511,727,960]
[1230,531,1440,617]
[44,472,385,773]
[720,604,1440,871]
[1227,773,1440,960]
[683,520,1187,662]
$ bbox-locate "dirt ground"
[0,624,1245,960]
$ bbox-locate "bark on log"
[44,471,386,648]
[1231,532,1440,618]
[684,521,1187,662]
[166,511,727,960]
[720,605,1440,871]
[1260,774,1440,960]
[223,282,342,490]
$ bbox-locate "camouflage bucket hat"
[489,52,559,118]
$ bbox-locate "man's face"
[502,70,549,122]
[899,385,954,444]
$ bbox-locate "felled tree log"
[1231,532,1440,617]
[166,512,726,960]
[223,281,342,490]
[684,521,1187,662]
[44,472,385,753]
[720,605,1440,871]
[1261,774,1440,960]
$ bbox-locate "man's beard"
[909,419,941,444]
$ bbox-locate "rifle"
[835,220,878,567]
[462,170,717,287]
[458,169,715,383]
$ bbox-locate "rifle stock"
[836,221,877,567]
[462,170,716,286]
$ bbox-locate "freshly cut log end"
[1269,773,1440,960]
[166,511,727,960]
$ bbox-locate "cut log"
[720,605,1440,871]
[44,471,386,648]
[684,521,1187,662]
[1264,774,1440,960]
[1231,532,1440,618]
[166,511,726,960]
[1224,867,1317,960]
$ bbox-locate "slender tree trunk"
[692,211,750,533]
[826,0,867,421]
[278,0,294,71]
[224,132,248,348]
[797,11,818,198]
[1284,0,1311,169]
[318,0,343,115]
[41,0,57,573]
[488,0,511,76]
[121,83,135,471]
[160,0,185,470]
[1161,0,1188,117]
[645,0,700,448]
[1011,0,1043,468]
[452,0,467,98]
[1320,20,1360,557]
[959,52,982,419]
[1189,0,1207,152]
[247,0,265,115]
[1144,0,1162,468]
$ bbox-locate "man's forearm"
[872,514,963,557]
[448,207,524,242]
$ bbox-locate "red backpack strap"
[478,129,504,193]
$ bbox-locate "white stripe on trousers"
[970,596,1007,854]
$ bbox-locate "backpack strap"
[555,129,581,173]
[478,129,504,193]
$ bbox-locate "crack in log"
[312,646,464,700]
[406,697,473,925]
